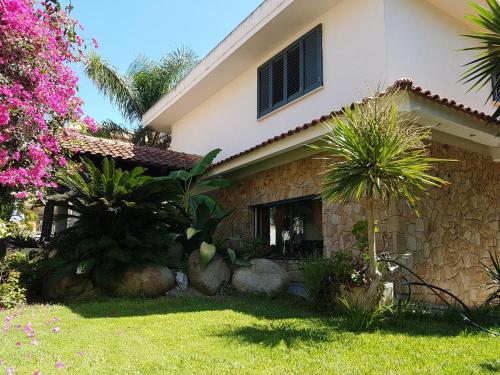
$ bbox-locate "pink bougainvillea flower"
[55,361,64,369]
[0,0,95,196]
[25,323,32,332]
[51,327,60,333]
[27,331,35,338]
[0,104,10,126]
[92,37,99,49]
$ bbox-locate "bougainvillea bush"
[0,0,95,200]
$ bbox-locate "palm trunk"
[367,199,379,280]
[363,198,382,310]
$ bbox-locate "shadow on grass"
[214,321,348,347]
[66,295,498,338]
[480,359,500,373]
[68,294,318,321]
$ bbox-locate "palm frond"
[314,88,451,213]
[84,52,143,122]
[461,0,500,106]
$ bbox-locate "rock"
[113,264,175,297]
[232,258,289,297]
[44,275,93,301]
[187,251,230,295]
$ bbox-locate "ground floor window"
[254,196,323,259]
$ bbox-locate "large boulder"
[187,251,230,295]
[232,259,289,297]
[113,264,175,297]
[44,275,93,301]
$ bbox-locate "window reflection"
[255,197,323,259]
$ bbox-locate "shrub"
[302,251,368,310]
[0,271,26,308]
[216,236,268,267]
[0,252,41,303]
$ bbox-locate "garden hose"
[377,257,500,337]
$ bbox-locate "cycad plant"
[461,0,500,118]
[48,158,187,286]
[314,87,449,305]
[84,47,197,148]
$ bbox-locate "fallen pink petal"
[30,340,39,345]
[32,371,41,375]
[55,361,64,369]
[15,342,21,347]
[51,327,60,333]
[6,368,15,375]
[78,351,85,357]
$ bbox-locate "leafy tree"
[84,48,197,148]
[462,0,500,118]
[314,88,449,306]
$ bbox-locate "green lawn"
[0,296,498,374]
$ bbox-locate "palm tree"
[315,87,450,305]
[84,47,197,148]
[462,0,500,118]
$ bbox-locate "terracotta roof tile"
[212,78,500,168]
[60,130,201,170]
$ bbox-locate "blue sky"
[63,0,261,128]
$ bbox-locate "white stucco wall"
[384,0,491,112]
[169,0,492,161]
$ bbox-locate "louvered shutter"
[286,43,301,101]
[303,27,322,93]
[258,64,271,117]
[271,54,286,109]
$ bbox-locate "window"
[254,196,323,259]
[257,25,323,118]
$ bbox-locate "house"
[143,0,500,306]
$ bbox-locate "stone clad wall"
[214,142,499,306]
[399,142,500,305]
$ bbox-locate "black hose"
[377,257,499,337]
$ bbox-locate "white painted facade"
[144,0,494,163]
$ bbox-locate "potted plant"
[314,85,451,310]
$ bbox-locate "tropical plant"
[482,250,500,306]
[84,48,198,148]
[47,158,188,287]
[171,149,233,266]
[47,150,232,286]
[461,0,500,118]
[314,87,450,307]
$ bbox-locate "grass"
[0,296,499,374]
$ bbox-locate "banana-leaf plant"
[168,149,233,267]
